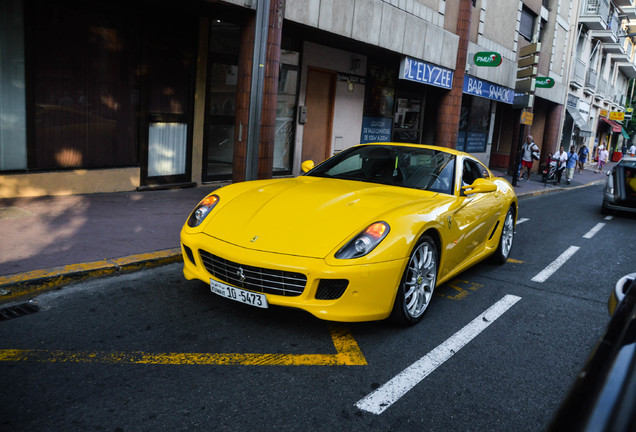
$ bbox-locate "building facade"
[565,0,636,162]
[0,0,630,198]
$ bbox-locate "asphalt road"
[1,183,634,432]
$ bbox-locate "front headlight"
[335,222,390,259]
[187,194,219,227]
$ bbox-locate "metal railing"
[585,68,598,89]
[572,58,587,83]
[598,78,608,96]
[583,0,610,19]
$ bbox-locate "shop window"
[361,63,396,144]
[31,1,138,169]
[274,50,300,174]
[0,0,27,171]
[393,97,421,144]
[203,20,240,181]
[457,95,491,153]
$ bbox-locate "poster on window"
[360,117,392,144]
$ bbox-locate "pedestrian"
[519,135,539,181]
[596,146,609,173]
[577,145,589,173]
[565,146,578,185]
[553,145,567,185]
[622,142,628,157]
[630,143,636,157]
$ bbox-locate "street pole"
[245,0,270,181]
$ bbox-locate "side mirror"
[301,160,315,173]
[462,178,497,195]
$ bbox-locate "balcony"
[584,68,598,95]
[579,0,610,30]
[590,29,617,43]
[570,58,587,89]
[595,77,608,101]
[621,6,636,20]
[613,0,632,7]
[617,61,636,78]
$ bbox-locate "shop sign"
[609,111,625,121]
[535,77,555,88]
[337,73,366,84]
[521,111,534,125]
[600,109,609,117]
[399,56,453,90]
[463,76,514,104]
[474,52,502,67]
[360,117,392,144]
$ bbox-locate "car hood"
[202,176,440,258]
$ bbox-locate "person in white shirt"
[629,144,636,156]
[553,145,567,185]
[519,135,539,181]
[596,146,609,173]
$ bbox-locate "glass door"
[141,14,195,186]
[202,20,240,181]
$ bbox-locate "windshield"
[306,145,456,194]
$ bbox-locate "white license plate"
[210,279,268,309]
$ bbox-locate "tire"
[390,235,438,325]
[492,207,515,264]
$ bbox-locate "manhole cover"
[0,207,34,219]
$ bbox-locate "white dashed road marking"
[583,223,606,239]
[355,295,522,415]
[531,246,580,283]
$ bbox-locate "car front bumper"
[180,231,408,322]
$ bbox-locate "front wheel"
[492,207,515,264]
[390,235,438,325]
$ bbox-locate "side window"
[476,161,490,179]
[461,159,487,190]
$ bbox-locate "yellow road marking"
[438,279,484,301]
[0,325,367,366]
[507,259,524,263]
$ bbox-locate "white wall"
[293,42,367,174]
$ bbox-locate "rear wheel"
[391,235,438,325]
[492,207,515,264]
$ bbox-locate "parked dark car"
[602,156,636,214]
[547,273,636,431]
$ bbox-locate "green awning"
[622,127,630,139]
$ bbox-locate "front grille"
[199,250,307,297]
[315,279,349,300]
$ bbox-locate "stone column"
[435,0,472,149]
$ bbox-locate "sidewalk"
[0,163,612,306]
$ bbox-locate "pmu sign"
[474,51,502,67]
[399,56,454,90]
[535,76,555,88]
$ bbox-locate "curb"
[515,178,605,199]
[0,248,183,306]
